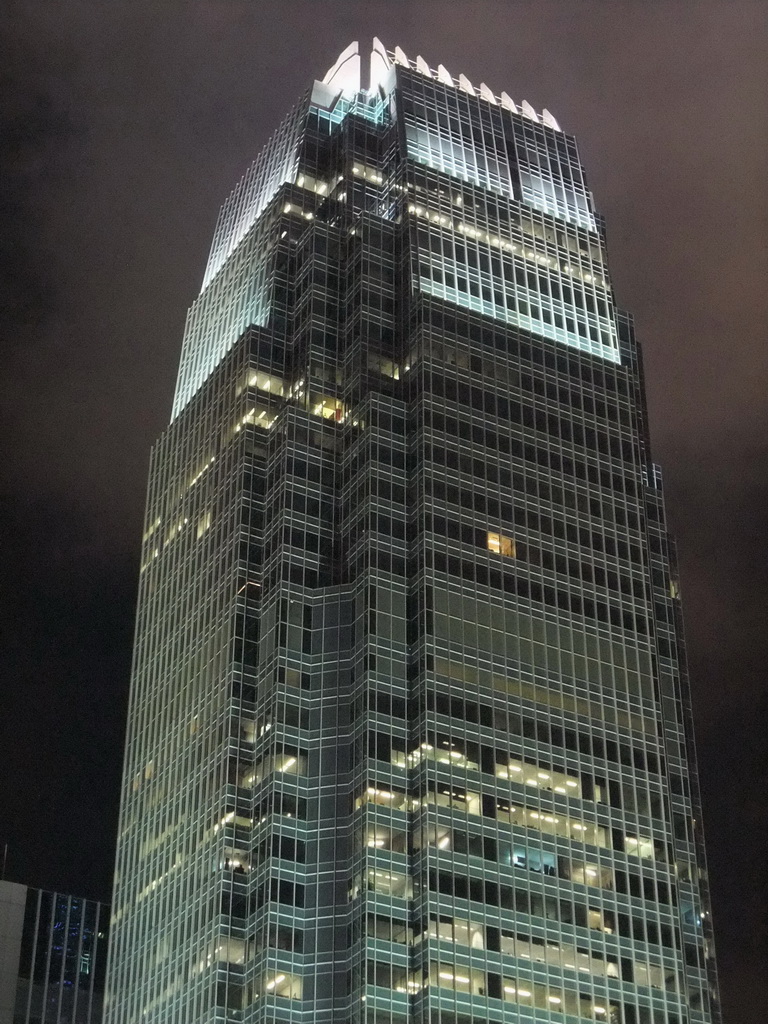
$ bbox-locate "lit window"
[259,972,302,999]
[625,835,655,860]
[487,532,515,556]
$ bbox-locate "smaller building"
[0,880,108,1024]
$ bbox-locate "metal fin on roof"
[321,41,361,96]
[459,74,476,96]
[437,64,453,86]
[416,55,432,77]
[500,91,519,113]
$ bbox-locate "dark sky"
[1,2,766,1020]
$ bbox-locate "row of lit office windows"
[361,826,671,908]
[374,959,680,1024]
[369,913,671,991]
[221,965,676,1024]
[365,731,662,825]
[244,727,664,822]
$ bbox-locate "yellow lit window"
[488,532,516,556]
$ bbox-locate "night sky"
[1,3,766,1020]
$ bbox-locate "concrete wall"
[0,881,27,1024]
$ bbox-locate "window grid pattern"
[415,220,618,361]
[107,50,720,1024]
[11,886,108,1024]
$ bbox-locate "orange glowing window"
[487,532,515,557]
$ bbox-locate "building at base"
[0,880,108,1024]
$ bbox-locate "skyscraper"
[106,40,720,1024]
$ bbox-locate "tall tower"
[106,41,720,1024]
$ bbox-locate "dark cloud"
[1,2,766,1019]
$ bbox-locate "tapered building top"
[173,40,609,420]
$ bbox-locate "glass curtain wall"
[105,42,720,1024]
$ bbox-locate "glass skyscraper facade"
[0,881,108,1024]
[106,40,720,1024]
